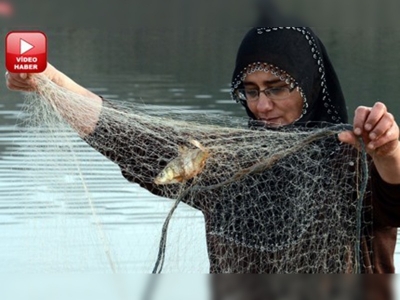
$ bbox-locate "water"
[1,28,400,297]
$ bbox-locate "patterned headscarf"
[231,27,348,127]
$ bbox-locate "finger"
[375,140,399,157]
[6,77,33,90]
[364,102,387,132]
[8,72,32,85]
[7,74,37,89]
[368,123,399,152]
[338,131,361,151]
[6,81,35,92]
[353,106,371,136]
[368,113,395,141]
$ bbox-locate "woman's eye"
[245,90,258,98]
[270,87,285,95]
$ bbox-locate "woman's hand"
[5,62,103,137]
[5,63,59,92]
[6,62,101,102]
[339,102,400,184]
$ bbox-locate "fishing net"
[17,74,370,274]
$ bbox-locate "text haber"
[14,64,38,70]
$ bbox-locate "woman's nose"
[256,93,274,112]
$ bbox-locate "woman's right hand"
[6,62,101,103]
[5,63,58,92]
[5,62,102,136]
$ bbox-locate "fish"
[154,139,210,185]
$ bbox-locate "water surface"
[1,28,399,297]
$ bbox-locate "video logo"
[5,31,47,73]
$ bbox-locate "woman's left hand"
[339,102,400,184]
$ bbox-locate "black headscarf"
[231,27,348,128]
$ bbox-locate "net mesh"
[18,75,369,274]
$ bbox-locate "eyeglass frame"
[235,85,297,103]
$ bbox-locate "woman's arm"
[6,63,103,136]
[5,65,205,209]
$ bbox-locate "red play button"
[20,39,35,55]
[5,31,47,73]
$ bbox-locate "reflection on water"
[0,115,208,275]
[1,28,400,290]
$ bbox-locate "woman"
[229,27,400,274]
[5,27,400,274]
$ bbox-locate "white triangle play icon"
[20,39,34,55]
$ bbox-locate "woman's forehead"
[243,70,284,84]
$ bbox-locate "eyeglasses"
[236,85,296,103]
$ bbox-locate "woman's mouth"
[259,117,281,124]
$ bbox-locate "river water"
[1,28,400,298]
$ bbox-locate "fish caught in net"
[19,75,370,274]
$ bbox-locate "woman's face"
[243,71,304,127]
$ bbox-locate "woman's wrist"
[373,142,400,184]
